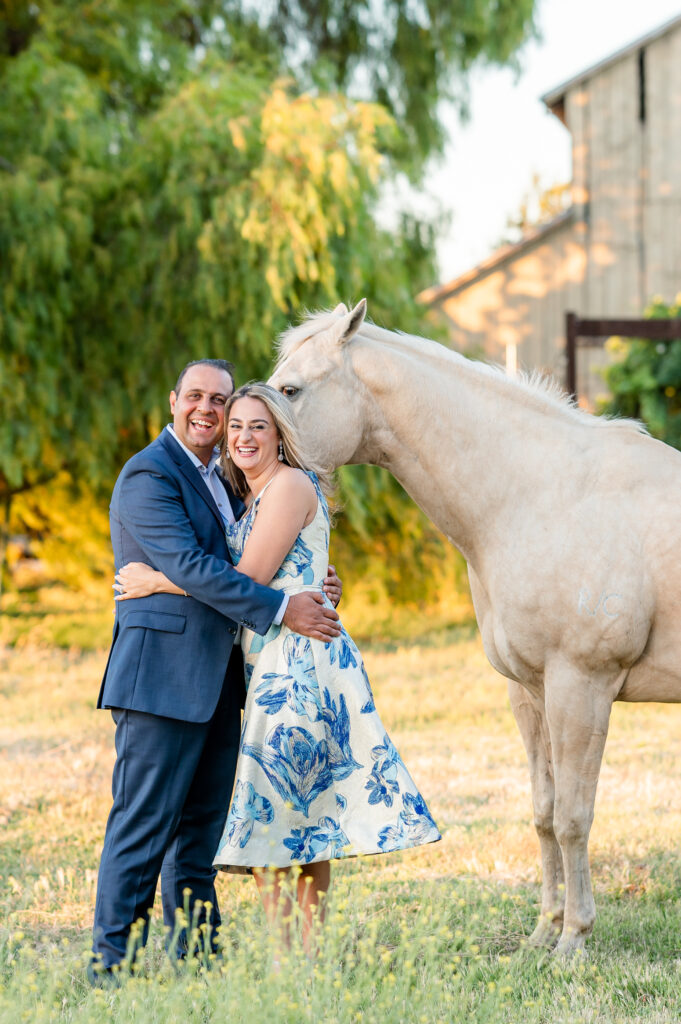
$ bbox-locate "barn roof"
[418,209,573,305]
[541,12,681,113]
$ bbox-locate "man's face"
[169,365,233,465]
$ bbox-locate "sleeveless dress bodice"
[227,472,331,596]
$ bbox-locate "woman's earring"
[278,441,284,462]
[224,448,230,460]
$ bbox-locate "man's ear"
[169,390,177,414]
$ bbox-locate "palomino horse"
[269,298,681,954]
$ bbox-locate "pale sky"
[420,0,681,283]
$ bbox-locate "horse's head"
[268,299,369,469]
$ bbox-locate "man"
[90,359,341,982]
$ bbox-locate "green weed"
[2,637,681,1021]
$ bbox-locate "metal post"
[566,311,577,399]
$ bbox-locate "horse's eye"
[281,386,299,398]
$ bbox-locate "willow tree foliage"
[2,1,537,170]
[253,0,537,174]
[0,0,536,600]
[0,4,415,498]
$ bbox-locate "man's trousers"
[92,646,243,967]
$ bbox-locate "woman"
[115,382,440,950]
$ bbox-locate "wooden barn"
[420,13,681,402]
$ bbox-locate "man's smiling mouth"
[190,418,215,432]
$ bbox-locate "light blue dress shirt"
[166,425,234,527]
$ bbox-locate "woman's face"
[227,396,280,475]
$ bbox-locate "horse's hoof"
[553,932,589,958]
[527,918,561,949]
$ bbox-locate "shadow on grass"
[357,618,479,654]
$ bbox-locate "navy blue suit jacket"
[98,428,282,723]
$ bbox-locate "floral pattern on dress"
[242,724,333,817]
[326,634,376,713]
[377,792,440,851]
[365,734,401,807]
[321,688,362,781]
[254,636,323,722]
[214,472,440,870]
[217,780,274,852]
[326,630,358,670]
[274,536,315,585]
[283,817,350,863]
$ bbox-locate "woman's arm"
[114,562,185,600]
[236,469,317,585]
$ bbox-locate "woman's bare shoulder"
[265,466,316,503]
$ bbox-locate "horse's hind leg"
[508,679,565,946]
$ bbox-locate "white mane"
[276,309,342,364]
[276,310,647,436]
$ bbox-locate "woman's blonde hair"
[220,382,334,500]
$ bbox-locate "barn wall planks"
[424,16,681,406]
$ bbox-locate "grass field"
[2,623,681,1022]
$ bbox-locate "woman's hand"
[114,562,168,601]
[322,564,343,608]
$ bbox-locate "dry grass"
[2,628,681,1021]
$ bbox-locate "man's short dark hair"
[174,359,235,395]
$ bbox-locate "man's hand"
[322,564,342,608]
[284,592,341,640]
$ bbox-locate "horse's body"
[268,300,681,953]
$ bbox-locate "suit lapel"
[158,428,226,534]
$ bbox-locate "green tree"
[1,0,537,502]
[2,1,537,173]
[600,297,681,447]
[244,0,537,174]
[0,31,399,500]
[0,0,533,604]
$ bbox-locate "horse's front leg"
[543,659,621,955]
[508,679,564,946]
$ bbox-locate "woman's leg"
[252,862,331,957]
[252,868,294,953]
[297,861,330,955]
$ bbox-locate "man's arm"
[117,461,340,639]
[118,462,282,634]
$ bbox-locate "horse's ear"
[333,302,349,315]
[336,298,367,346]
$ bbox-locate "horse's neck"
[349,333,575,565]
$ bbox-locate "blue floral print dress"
[214,473,440,871]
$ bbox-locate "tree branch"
[0,471,58,502]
